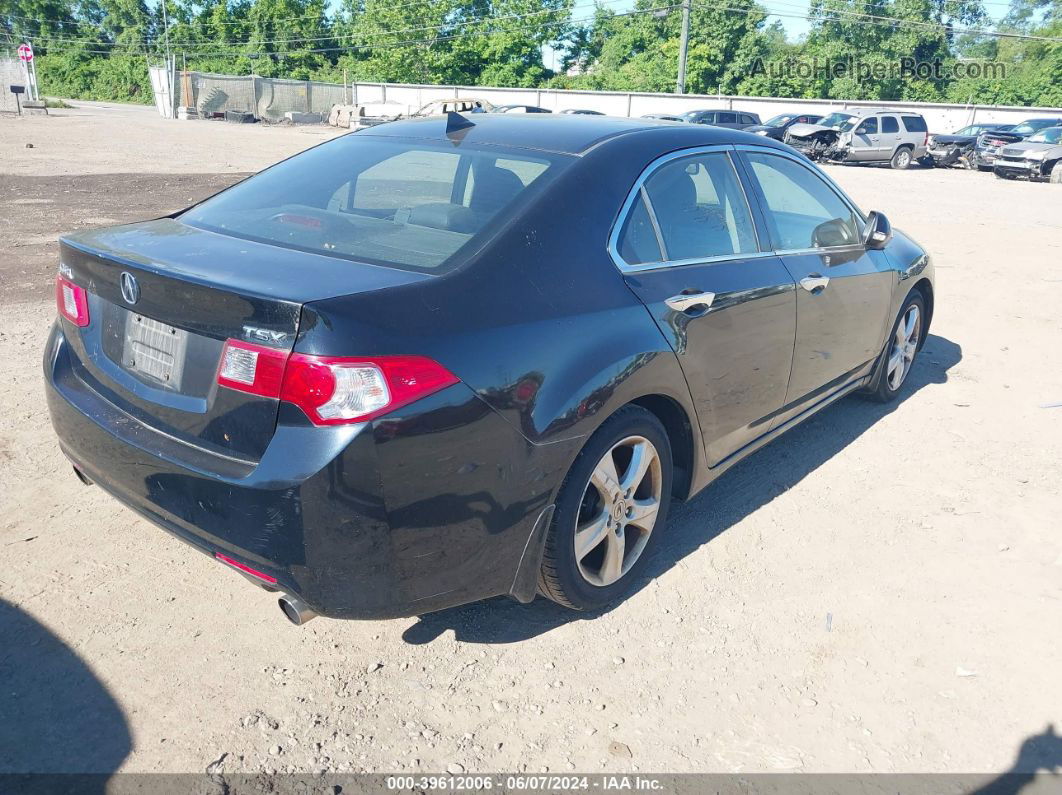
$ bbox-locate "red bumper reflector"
[215,552,278,584]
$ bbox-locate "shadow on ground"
[402,333,962,645]
[0,598,130,786]
[972,724,1062,793]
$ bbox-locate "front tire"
[539,406,672,611]
[1050,161,1062,184]
[865,293,925,403]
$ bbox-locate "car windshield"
[954,125,983,135]
[1012,121,1054,134]
[820,112,855,129]
[764,114,795,127]
[1027,127,1062,144]
[181,137,566,273]
[838,118,861,132]
[681,110,705,120]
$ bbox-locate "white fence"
[146,70,1062,131]
[351,81,1062,133]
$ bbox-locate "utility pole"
[676,0,691,94]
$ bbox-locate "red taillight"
[216,339,288,397]
[924,131,929,146]
[215,552,277,584]
[216,339,459,426]
[56,276,90,327]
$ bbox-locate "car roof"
[856,108,921,117]
[354,113,776,156]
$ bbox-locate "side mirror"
[862,210,892,250]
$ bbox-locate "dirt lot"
[1,102,1061,778]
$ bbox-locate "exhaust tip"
[278,593,317,626]
[72,466,94,486]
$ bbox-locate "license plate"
[122,313,188,389]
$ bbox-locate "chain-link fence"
[174,71,350,121]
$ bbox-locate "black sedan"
[744,112,824,140]
[45,115,935,623]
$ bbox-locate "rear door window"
[882,116,899,133]
[617,193,662,265]
[718,112,737,124]
[902,116,928,132]
[181,137,563,273]
[630,152,758,263]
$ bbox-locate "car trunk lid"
[58,218,431,462]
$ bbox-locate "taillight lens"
[217,339,287,396]
[216,340,459,426]
[56,276,90,327]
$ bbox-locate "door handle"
[665,291,715,313]
[800,274,830,293]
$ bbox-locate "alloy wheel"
[886,304,921,391]
[574,435,662,587]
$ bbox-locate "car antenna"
[445,111,475,138]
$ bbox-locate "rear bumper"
[44,323,561,619]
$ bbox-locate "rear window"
[181,137,563,273]
[901,116,927,132]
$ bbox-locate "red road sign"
[18,44,33,62]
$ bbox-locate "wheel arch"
[628,394,696,500]
[909,277,934,346]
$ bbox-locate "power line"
[0,5,681,57]
[5,0,1058,54]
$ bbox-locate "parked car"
[642,113,684,122]
[973,118,1062,171]
[45,115,934,623]
[924,123,1015,168]
[493,104,552,114]
[412,97,494,117]
[744,112,823,141]
[681,109,761,128]
[560,109,604,115]
[992,126,1062,182]
[783,111,859,158]
[789,109,928,169]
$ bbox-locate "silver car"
[788,109,929,169]
[992,126,1062,182]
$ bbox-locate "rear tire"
[864,292,925,403]
[538,406,672,611]
[890,147,913,170]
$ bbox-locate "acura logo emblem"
[120,272,140,305]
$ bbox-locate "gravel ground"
[1,101,1060,778]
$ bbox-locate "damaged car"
[992,126,1062,182]
[973,118,1062,171]
[783,111,857,159]
[924,123,1014,169]
[788,109,929,169]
